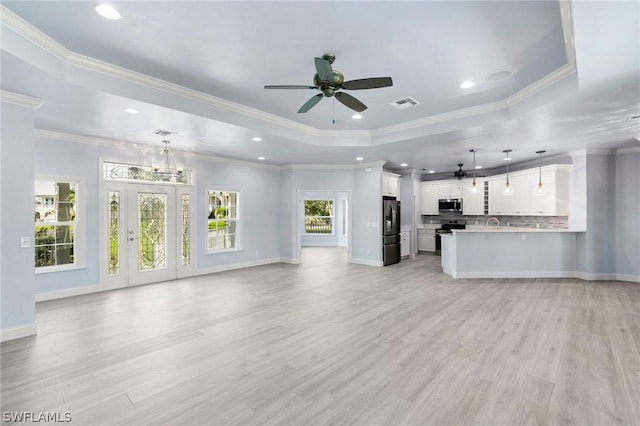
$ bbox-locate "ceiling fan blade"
[264,85,316,90]
[342,77,393,90]
[297,94,324,113]
[335,92,367,112]
[314,57,334,82]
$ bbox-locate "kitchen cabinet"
[421,183,439,215]
[529,166,570,216]
[400,231,410,257]
[462,180,485,215]
[418,228,436,252]
[488,175,530,215]
[438,182,462,199]
[488,165,571,216]
[382,172,401,198]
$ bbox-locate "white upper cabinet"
[529,166,570,216]
[437,182,462,199]
[489,175,530,215]
[421,183,439,215]
[382,172,401,198]
[488,165,571,216]
[462,180,485,215]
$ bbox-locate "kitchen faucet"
[486,217,500,228]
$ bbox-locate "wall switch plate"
[521,234,526,240]
[21,236,31,248]
[364,167,372,173]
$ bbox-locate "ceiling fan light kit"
[264,54,393,115]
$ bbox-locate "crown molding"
[0,90,43,109]
[616,146,640,154]
[34,129,280,170]
[371,100,507,136]
[282,160,385,170]
[4,2,577,144]
[0,5,70,60]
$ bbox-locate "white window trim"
[35,175,86,273]
[206,189,242,254]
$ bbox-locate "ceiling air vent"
[152,129,176,136]
[390,97,420,110]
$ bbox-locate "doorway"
[298,191,350,265]
[101,181,195,289]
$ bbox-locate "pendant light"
[152,140,184,181]
[469,149,478,193]
[501,149,513,196]
[534,150,546,196]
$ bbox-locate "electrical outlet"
[255,250,259,256]
[20,237,31,248]
[521,234,526,240]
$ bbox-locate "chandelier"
[153,140,184,181]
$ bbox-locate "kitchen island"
[440,227,586,279]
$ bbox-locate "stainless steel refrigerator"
[382,196,401,265]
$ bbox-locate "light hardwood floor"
[2,248,639,425]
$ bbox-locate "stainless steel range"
[435,220,466,255]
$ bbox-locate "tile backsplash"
[421,214,568,229]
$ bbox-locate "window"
[207,190,239,251]
[304,200,334,234]
[35,178,85,271]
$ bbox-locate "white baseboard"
[279,257,300,264]
[574,272,617,281]
[197,258,282,276]
[616,274,640,283]
[453,270,639,282]
[36,284,104,302]
[455,271,577,279]
[1,323,37,342]
[301,242,341,247]
[350,258,383,267]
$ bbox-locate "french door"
[101,182,195,289]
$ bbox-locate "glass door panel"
[127,184,176,286]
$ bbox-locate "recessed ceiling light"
[95,4,122,20]
[475,165,483,169]
[123,108,139,114]
[460,80,475,89]
[428,170,435,174]
[257,156,266,161]
[352,113,362,120]
[356,157,364,161]
[400,163,408,167]
[252,137,262,142]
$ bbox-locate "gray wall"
[614,149,640,278]
[1,101,37,332]
[196,157,281,270]
[31,136,282,294]
[351,165,383,264]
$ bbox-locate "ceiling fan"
[454,164,467,180]
[264,54,393,114]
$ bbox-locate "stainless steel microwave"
[438,198,462,212]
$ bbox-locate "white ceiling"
[1,1,639,175]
